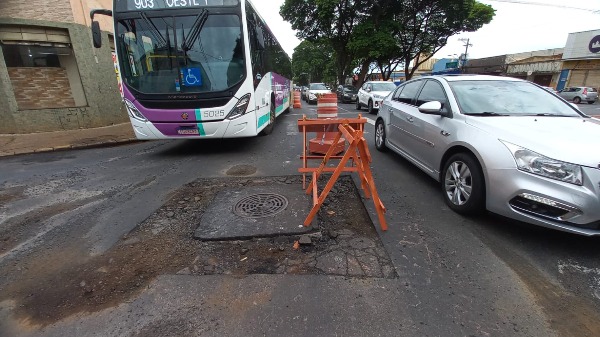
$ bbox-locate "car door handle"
[388,108,393,112]
[406,116,414,122]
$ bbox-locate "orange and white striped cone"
[293,91,302,109]
[309,93,345,155]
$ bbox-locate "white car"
[356,81,397,113]
[375,75,600,236]
[305,83,331,104]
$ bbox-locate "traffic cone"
[308,93,345,155]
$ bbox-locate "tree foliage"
[291,40,337,85]
[282,0,495,83]
[280,0,369,85]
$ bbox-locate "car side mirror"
[366,88,371,92]
[418,101,444,115]
[92,21,102,48]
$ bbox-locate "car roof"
[422,74,525,83]
[366,81,395,84]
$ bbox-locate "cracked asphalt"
[1,104,600,336]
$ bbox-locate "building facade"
[0,0,125,134]
[559,29,600,91]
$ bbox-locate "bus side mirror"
[92,21,102,48]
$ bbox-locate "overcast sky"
[253,0,600,60]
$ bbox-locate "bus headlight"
[124,99,147,122]
[226,93,251,120]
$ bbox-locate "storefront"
[559,29,600,91]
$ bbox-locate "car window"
[392,85,404,100]
[397,80,423,105]
[310,83,328,90]
[588,87,597,92]
[372,82,397,92]
[416,80,450,112]
[449,80,581,116]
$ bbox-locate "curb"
[0,138,141,158]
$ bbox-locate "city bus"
[90,0,292,139]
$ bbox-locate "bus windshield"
[116,13,245,94]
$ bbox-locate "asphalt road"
[1,103,599,336]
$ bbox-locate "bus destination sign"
[125,0,238,11]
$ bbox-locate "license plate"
[177,128,199,135]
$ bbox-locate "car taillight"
[583,88,588,95]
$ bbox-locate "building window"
[2,44,67,67]
[2,40,87,110]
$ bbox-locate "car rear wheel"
[356,99,361,110]
[573,97,581,104]
[368,100,374,114]
[441,153,485,214]
[375,119,387,151]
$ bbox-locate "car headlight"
[501,141,583,185]
[124,99,147,122]
[226,93,251,120]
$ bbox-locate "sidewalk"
[0,123,138,157]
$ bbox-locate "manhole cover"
[233,193,289,218]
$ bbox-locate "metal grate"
[233,193,289,218]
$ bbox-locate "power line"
[486,0,600,14]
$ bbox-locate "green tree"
[291,40,336,85]
[392,0,495,79]
[281,0,369,85]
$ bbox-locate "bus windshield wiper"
[181,9,208,51]
[463,112,509,116]
[140,12,167,47]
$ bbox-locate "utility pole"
[458,38,472,73]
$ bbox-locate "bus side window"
[246,3,264,88]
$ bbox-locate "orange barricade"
[298,115,387,231]
[308,93,345,155]
[293,91,301,109]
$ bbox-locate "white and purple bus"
[91,0,292,139]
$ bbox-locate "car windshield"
[449,80,581,117]
[310,83,328,90]
[371,83,397,92]
[116,13,244,94]
[343,85,357,92]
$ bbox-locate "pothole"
[226,165,257,176]
[2,176,396,326]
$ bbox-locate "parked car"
[336,85,358,103]
[375,75,600,236]
[356,81,397,114]
[558,86,598,104]
[305,83,331,104]
[301,86,308,101]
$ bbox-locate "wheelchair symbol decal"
[183,67,202,87]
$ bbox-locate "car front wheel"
[573,97,581,104]
[356,99,361,110]
[375,119,387,151]
[441,153,485,214]
[368,100,374,114]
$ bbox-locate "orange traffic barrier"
[293,91,301,109]
[308,93,345,155]
[297,115,387,231]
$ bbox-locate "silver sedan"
[375,75,600,236]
